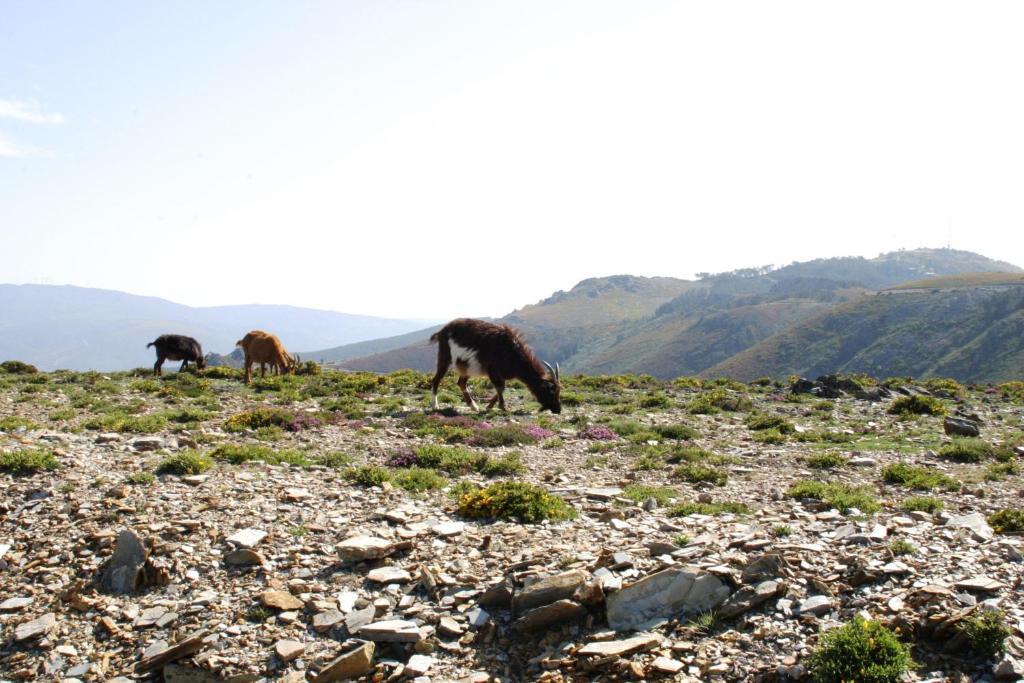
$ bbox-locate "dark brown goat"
[429,318,561,413]
[236,330,297,384]
[147,334,206,376]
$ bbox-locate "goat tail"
[235,339,244,347]
[146,341,156,348]
[429,331,441,344]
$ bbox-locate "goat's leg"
[485,376,506,412]
[244,359,252,385]
[154,356,164,376]
[180,359,188,372]
[430,344,452,410]
[457,375,480,411]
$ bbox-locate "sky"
[2,1,1024,321]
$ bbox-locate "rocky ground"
[0,366,1023,682]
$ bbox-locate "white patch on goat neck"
[449,341,485,377]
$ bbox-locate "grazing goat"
[235,330,297,384]
[429,318,561,413]
[147,334,206,376]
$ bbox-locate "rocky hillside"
[1,364,1023,681]
[335,249,1023,381]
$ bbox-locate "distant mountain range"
[312,248,1024,382]
[0,285,435,371]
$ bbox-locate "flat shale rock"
[367,566,412,583]
[577,633,660,657]
[338,535,396,562]
[515,599,588,632]
[0,596,33,611]
[261,590,304,611]
[137,630,210,671]
[606,568,730,632]
[275,639,305,662]
[224,549,265,567]
[98,529,147,594]
[310,641,375,682]
[15,612,56,641]
[955,576,1004,593]
[225,528,267,549]
[798,595,833,616]
[313,609,345,633]
[718,580,784,619]
[514,569,589,613]
[359,619,424,642]
[946,513,994,541]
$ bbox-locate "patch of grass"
[47,407,76,422]
[632,452,666,471]
[254,425,285,442]
[0,448,59,474]
[881,462,959,491]
[669,501,750,517]
[794,430,856,444]
[469,424,547,447]
[156,450,213,475]
[583,454,610,469]
[987,508,1024,534]
[316,451,355,469]
[652,423,698,440]
[210,444,311,467]
[448,479,478,500]
[804,453,849,469]
[887,394,946,417]
[393,467,447,492]
[807,615,915,683]
[959,610,1011,659]
[344,465,393,487]
[672,534,691,546]
[125,471,156,485]
[0,415,38,431]
[224,407,296,432]
[687,610,718,634]
[922,377,965,398]
[457,481,576,523]
[541,437,564,449]
[621,485,678,506]
[787,480,881,513]
[245,605,272,622]
[638,392,672,409]
[938,438,991,463]
[478,451,526,476]
[164,407,213,425]
[0,360,38,374]
[889,539,916,556]
[83,411,168,433]
[287,524,309,537]
[772,524,794,537]
[672,462,728,486]
[664,445,715,464]
[899,496,944,514]
[413,444,485,474]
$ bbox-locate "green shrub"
[889,539,916,556]
[772,524,793,537]
[959,610,1011,659]
[0,415,38,431]
[164,407,213,424]
[621,485,677,506]
[638,392,671,409]
[922,377,965,398]
[752,428,787,444]
[632,452,665,471]
[987,508,1024,534]
[48,407,76,422]
[938,438,991,463]
[900,496,944,513]
[887,395,946,416]
[201,366,243,380]
[881,462,958,491]
[672,462,728,486]
[804,453,848,469]
[807,616,914,683]
[224,407,295,432]
[0,449,59,474]
[665,445,715,464]
[344,465,393,487]
[126,471,156,485]
[469,424,542,447]
[413,444,485,474]
[457,481,576,523]
[787,481,880,513]
[393,467,447,492]
[157,450,213,475]
[255,425,285,442]
[669,501,749,517]
[746,413,794,433]
[1,360,38,374]
[83,411,168,433]
[687,388,751,414]
[652,424,698,440]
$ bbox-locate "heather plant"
[672,462,728,486]
[652,423,698,440]
[344,465,393,487]
[882,462,959,491]
[745,412,794,433]
[578,424,618,440]
[0,448,59,473]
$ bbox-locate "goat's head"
[196,354,208,371]
[537,361,562,413]
[289,353,301,373]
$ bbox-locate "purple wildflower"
[522,425,554,440]
[579,425,617,441]
[387,448,418,468]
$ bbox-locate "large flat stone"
[337,535,396,563]
[225,528,267,549]
[310,641,375,682]
[15,612,56,641]
[514,599,588,632]
[606,567,730,632]
[577,633,660,657]
[514,570,589,613]
[358,619,423,642]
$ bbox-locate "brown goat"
[235,330,297,384]
[429,318,561,413]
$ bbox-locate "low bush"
[887,395,946,417]
[882,462,958,491]
[987,508,1024,534]
[457,481,576,523]
[157,450,213,475]
[0,448,59,474]
[804,453,848,469]
[652,423,698,440]
[807,616,914,683]
[899,496,944,513]
[672,462,728,486]
[0,360,38,374]
[938,438,991,463]
[621,485,677,506]
[959,609,1011,659]
[787,480,880,513]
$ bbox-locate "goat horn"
[555,362,560,382]
[543,361,556,379]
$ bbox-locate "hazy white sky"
[2,1,1023,320]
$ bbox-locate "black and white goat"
[147,334,206,376]
[429,318,561,413]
